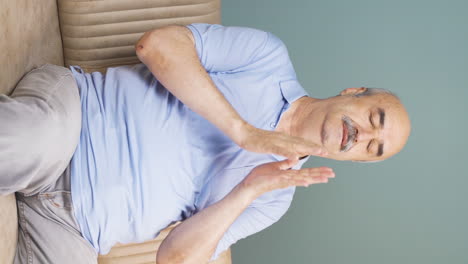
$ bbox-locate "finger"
[294,140,328,157]
[303,167,335,177]
[277,136,327,159]
[299,167,335,180]
[282,168,330,181]
[305,176,330,185]
[270,144,298,161]
[281,167,335,185]
[277,158,299,170]
[290,175,330,187]
[288,166,334,177]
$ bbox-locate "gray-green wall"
[222,0,468,263]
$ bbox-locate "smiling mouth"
[341,121,348,149]
[340,116,357,152]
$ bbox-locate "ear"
[340,87,367,96]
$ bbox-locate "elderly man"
[0,23,410,264]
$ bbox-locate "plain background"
[221,0,468,263]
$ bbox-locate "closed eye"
[367,139,374,153]
[369,112,375,128]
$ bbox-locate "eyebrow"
[377,143,384,157]
[376,108,385,157]
[378,108,385,128]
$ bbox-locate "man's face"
[305,88,411,161]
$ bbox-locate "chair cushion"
[97,223,232,264]
[1,0,64,263]
[0,194,18,264]
[0,0,64,95]
[58,0,221,73]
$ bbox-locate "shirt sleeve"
[186,23,293,75]
[209,186,295,261]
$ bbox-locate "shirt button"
[270,122,276,128]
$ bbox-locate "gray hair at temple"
[353,87,400,101]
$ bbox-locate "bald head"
[294,87,411,161]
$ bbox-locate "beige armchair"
[0,0,231,263]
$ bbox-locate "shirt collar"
[271,79,311,165]
[279,79,309,105]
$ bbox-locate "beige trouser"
[0,64,80,196]
[0,64,97,263]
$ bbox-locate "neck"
[275,96,319,137]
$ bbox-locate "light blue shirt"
[69,23,310,259]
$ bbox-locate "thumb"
[277,158,299,170]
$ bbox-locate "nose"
[356,126,379,142]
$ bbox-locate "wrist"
[237,178,260,202]
[229,120,254,148]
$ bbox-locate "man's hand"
[157,133,330,264]
[157,158,334,264]
[241,159,335,199]
[235,123,328,161]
